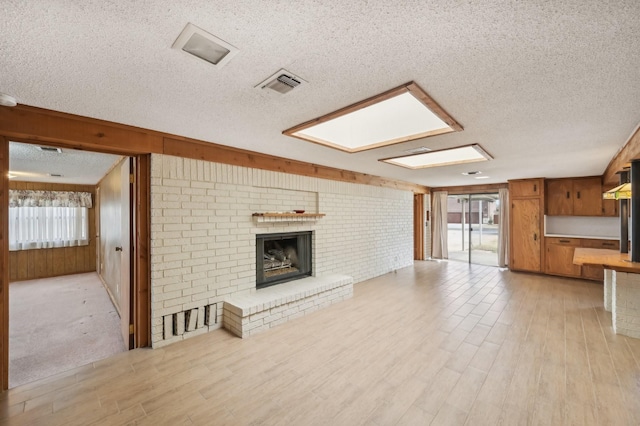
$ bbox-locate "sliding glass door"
[447,193,499,266]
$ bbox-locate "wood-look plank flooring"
[2,260,640,425]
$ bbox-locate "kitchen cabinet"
[546,177,602,216]
[544,237,619,280]
[511,199,541,272]
[580,239,620,281]
[545,238,581,278]
[510,179,542,198]
[573,178,603,216]
[546,180,573,215]
[509,178,544,273]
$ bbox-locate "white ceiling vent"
[172,23,238,68]
[256,69,306,94]
[404,146,432,154]
[37,146,62,153]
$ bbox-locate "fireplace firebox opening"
[256,231,312,289]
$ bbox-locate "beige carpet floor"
[9,272,126,388]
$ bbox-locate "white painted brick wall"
[604,268,613,312]
[612,271,640,339]
[149,154,414,346]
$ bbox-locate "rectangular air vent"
[38,146,62,153]
[404,146,432,154]
[256,69,306,94]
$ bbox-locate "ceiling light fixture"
[283,81,462,153]
[172,23,239,68]
[380,144,492,170]
[462,171,481,175]
[603,183,631,200]
[475,176,490,179]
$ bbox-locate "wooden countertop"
[573,248,640,273]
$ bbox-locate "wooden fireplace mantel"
[252,212,325,223]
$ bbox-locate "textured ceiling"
[2,0,639,187]
[9,142,121,185]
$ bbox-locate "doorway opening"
[447,193,500,266]
[7,141,139,388]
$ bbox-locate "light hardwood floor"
[1,260,640,425]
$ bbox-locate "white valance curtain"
[9,190,92,251]
[432,191,448,259]
[9,190,93,208]
[498,188,509,267]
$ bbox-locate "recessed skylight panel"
[297,92,449,150]
[283,82,462,153]
[381,144,492,169]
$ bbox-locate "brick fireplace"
[150,154,414,346]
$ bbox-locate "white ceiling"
[2,1,639,188]
[9,142,121,185]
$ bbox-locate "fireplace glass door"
[256,231,312,288]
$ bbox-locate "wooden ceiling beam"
[603,125,640,186]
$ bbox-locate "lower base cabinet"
[545,238,581,278]
[544,238,620,281]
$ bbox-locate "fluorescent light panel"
[283,82,462,153]
[381,144,492,169]
[172,23,238,68]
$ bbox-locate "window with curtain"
[9,190,93,251]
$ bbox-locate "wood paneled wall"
[8,182,97,281]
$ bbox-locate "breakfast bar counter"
[574,247,640,338]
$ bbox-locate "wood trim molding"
[163,136,430,193]
[0,104,429,194]
[0,137,8,390]
[430,183,508,195]
[133,155,150,347]
[603,125,640,186]
[413,194,425,260]
[405,82,463,132]
[0,105,163,155]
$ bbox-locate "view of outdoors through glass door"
[447,193,499,266]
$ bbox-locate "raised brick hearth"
[223,274,353,337]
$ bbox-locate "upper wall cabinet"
[546,177,603,216]
[510,179,542,198]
